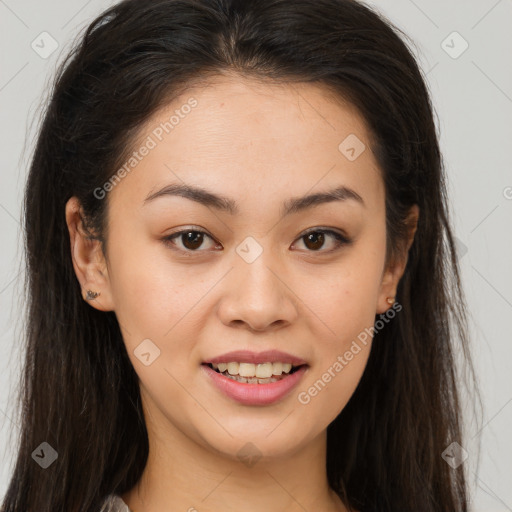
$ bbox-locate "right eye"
[162,228,222,253]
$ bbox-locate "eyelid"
[299,226,351,242]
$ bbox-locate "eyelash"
[162,227,351,255]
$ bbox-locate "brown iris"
[303,231,325,251]
[181,231,205,250]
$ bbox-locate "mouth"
[201,360,309,405]
[203,362,307,384]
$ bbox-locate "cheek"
[295,272,377,427]
[106,229,207,351]
[308,239,386,333]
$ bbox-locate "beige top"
[101,494,133,512]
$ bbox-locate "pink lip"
[203,349,307,365]
[201,363,308,406]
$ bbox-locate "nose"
[217,252,299,333]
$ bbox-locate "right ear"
[65,196,115,312]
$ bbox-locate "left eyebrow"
[143,183,365,216]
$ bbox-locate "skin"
[66,73,418,512]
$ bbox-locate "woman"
[1,0,480,511]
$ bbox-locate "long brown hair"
[3,0,481,510]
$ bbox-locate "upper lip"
[203,350,307,366]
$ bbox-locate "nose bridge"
[235,236,282,302]
[218,236,298,331]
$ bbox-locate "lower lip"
[201,364,308,406]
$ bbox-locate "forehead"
[108,74,383,215]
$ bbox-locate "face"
[68,74,411,462]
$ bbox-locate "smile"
[207,361,303,383]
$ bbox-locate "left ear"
[376,204,419,314]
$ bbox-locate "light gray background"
[0,0,511,510]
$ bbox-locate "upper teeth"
[211,362,295,378]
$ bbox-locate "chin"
[198,424,314,464]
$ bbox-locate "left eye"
[292,229,350,252]
[162,228,350,253]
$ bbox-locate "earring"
[85,290,100,300]
[386,296,395,305]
